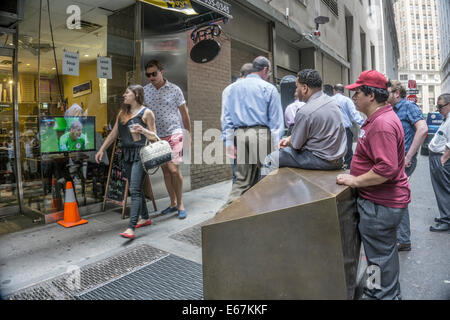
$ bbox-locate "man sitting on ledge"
[262,69,347,176]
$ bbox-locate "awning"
[141,0,232,34]
[139,0,231,18]
[139,0,198,15]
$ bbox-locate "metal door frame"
[0,34,23,217]
[0,28,39,219]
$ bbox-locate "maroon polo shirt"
[350,105,411,208]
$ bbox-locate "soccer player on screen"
[59,120,86,151]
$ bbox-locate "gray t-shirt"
[291,91,347,161]
[143,80,186,138]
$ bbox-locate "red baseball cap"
[346,70,388,91]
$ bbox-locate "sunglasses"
[145,71,159,78]
[437,102,449,110]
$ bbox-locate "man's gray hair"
[252,56,270,72]
[437,93,450,104]
[240,63,253,77]
[334,84,345,92]
[70,120,83,129]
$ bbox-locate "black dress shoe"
[430,223,450,232]
[397,243,411,251]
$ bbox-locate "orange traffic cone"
[50,178,63,213]
[58,181,88,228]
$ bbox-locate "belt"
[236,125,268,129]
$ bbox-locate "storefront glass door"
[0,54,19,216]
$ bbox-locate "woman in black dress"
[95,85,157,239]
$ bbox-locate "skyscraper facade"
[393,0,441,113]
[437,0,450,93]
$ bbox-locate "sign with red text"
[407,94,418,103]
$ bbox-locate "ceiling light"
[52,67,56,70]
[84,54,89,57]
[9,80,13,84]
[26,64,30,66]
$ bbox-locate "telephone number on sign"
[197,0,231,15]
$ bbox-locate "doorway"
[0,51,19,217]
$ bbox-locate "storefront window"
[14,0,137,219]
[4,0,229,225]
[0,52,18,215]
[15,0,42,216]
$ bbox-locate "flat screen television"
[39,116,96,154]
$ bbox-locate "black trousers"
[344,127,354,167]
[429,152,450,224]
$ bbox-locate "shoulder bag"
[140,135,173,174]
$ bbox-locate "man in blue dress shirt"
[387,80,428,251]
[221,62,254,184]
[333,84,365,167]
[221,56,284,208]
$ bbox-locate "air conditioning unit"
[0,0,24,31]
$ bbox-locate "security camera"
[312,16,329,38]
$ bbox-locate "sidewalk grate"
[6,244,167,300]
[78,255,203,300]
[170,222,203,247]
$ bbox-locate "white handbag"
[140,135,173,174]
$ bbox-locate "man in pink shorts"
[161,133,184,165]
[143,59,191,219]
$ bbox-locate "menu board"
[102,138,158,218]
[102,138,129,218]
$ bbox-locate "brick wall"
[231,40,272,79]
[187,30,233,190]
[231,44,258,77]
[186,31,274,190]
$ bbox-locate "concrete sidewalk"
[0,180,231,298]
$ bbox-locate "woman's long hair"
[121,84,145,114]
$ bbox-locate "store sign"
[190,24,222,44]
[407,94,418,104]
[62,51,79,76]
[190,24,222,63]
[408,80,416,89]
[139,0,198,15]
[192,0,232,18]
[97,56,112,79]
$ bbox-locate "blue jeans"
[397,154,417,245]
[231,162,236,184]
[124,160,149,230]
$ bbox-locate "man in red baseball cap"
[345,70,389,91]
[336,70,411,300]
